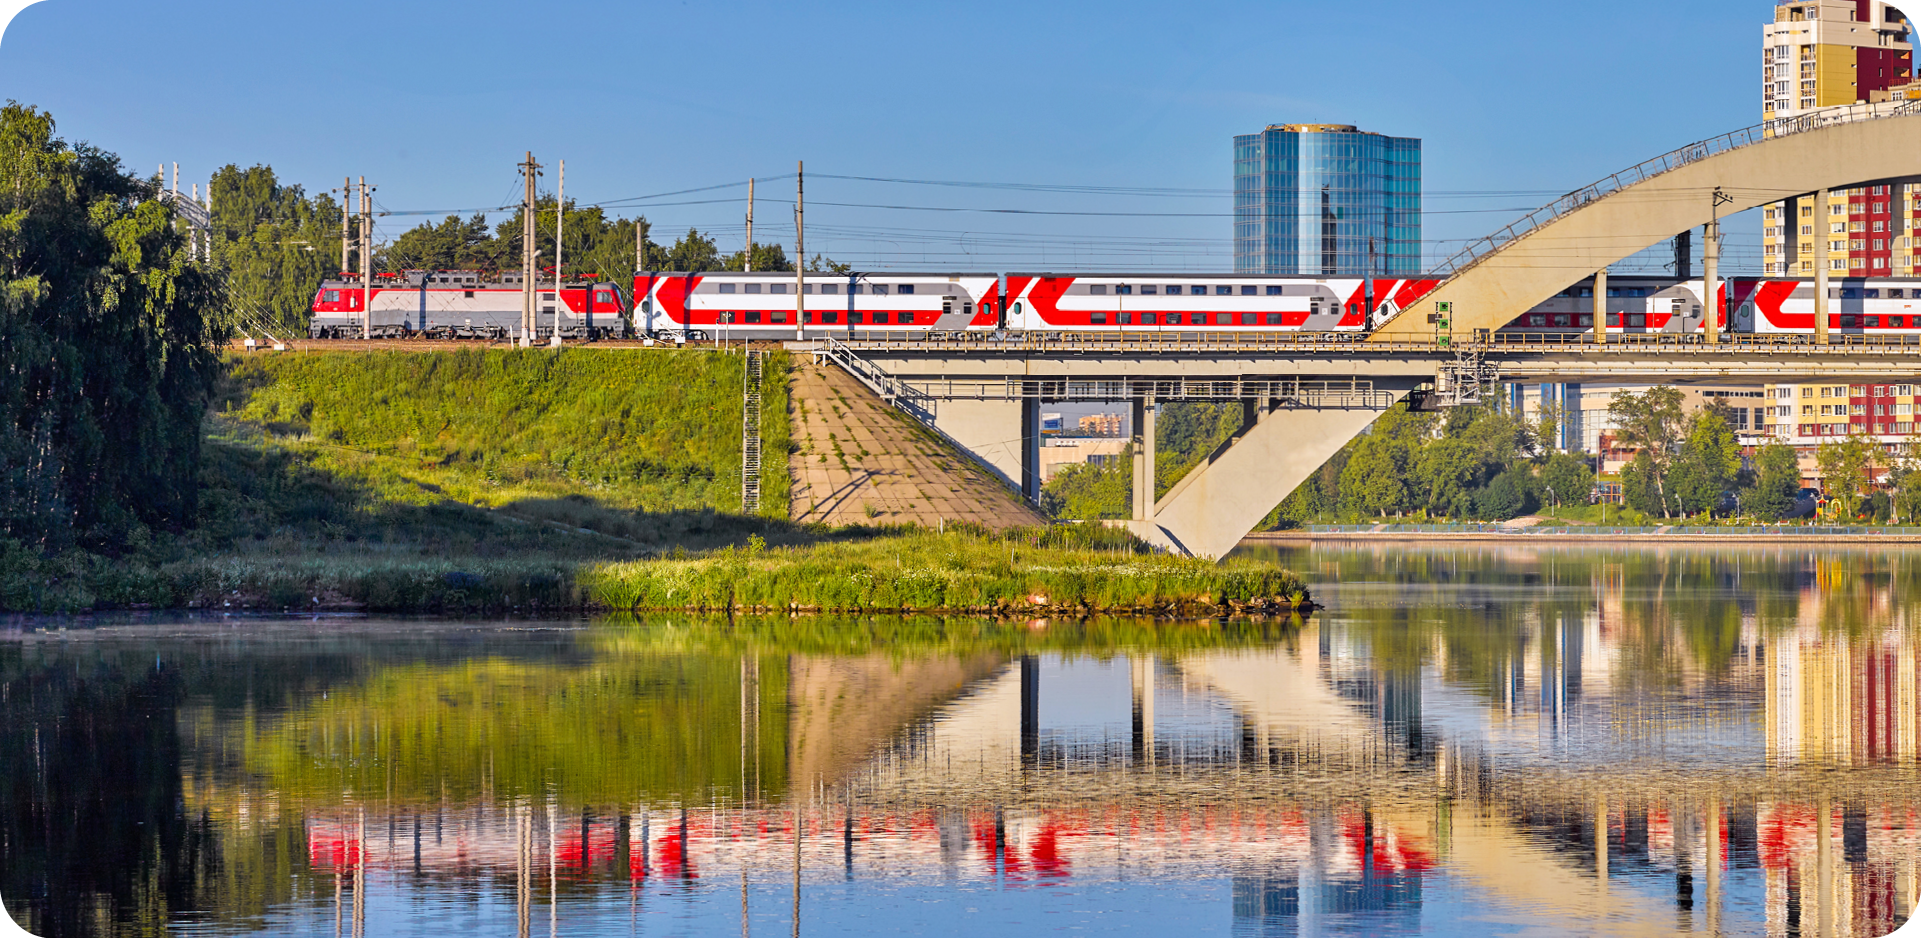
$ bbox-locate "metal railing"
[894,376,1397,407]
[809,331,1921,358]
[1300,523,1921,536]
[1425,99,1921,280]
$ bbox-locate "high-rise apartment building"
[1233,124,1422,276]
[1761,2,1915,275]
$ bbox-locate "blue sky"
[0,0,1780,271]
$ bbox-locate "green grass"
[581,525,1311,615]
[2,347,1313,616]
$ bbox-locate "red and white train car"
[1495,277,1711,336]
[631,271,1000,341]
[1731,277,1921,336]
[1000,274,1442,335]
[308,270,626,340]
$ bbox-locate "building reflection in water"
[5,547,1921,937]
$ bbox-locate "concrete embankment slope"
[787,361,1045,529]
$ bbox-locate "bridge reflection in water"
[277,612,1916,938]
[7,550,1921,937]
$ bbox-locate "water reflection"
[1,547,1918,937]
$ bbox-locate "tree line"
[208,165,848,331]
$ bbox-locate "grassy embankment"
[4,347,1310,614]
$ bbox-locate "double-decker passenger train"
[306,267,1921,342]
[307,270,627,339]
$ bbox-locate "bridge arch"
[1374,102,1921,340]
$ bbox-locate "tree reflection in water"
[1,546,1917,937]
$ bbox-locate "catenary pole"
[745,178,755,273]
[554,159,564,346]
[521,152,539,346]
[341,176,351,275]
[795,161,804,340]
[360,177,371,340]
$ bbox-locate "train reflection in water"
[5,547,1920,937]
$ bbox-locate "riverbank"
[1251,523,1921,543]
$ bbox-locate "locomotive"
[308,269,627,339]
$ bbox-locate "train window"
[1118,313,1133,324]
[1842,316,1858,327]
[1266,313,1283,325]
[1216,286,1233,296]
[1606,288,1620,298]
[1579,315,1592,327]
[822,311,839,324]
[1895,316,1907,327]
[1216,313,1232,325]
[1607,314,1621,326]
[1091,312,1109,324]
[1141,285,1157,295]
[719,284,736,294]
[1190,313,1206,325]
[1868,316,1881,327]
[1089,285,1107,295]
[1117,285,1133,295]
[542,292,555,300]
[1558,289,1573,298]
[744,283,760,294]
[1631,288,1647,297]
[872,284,888,296]
[1240,285,1258,296]
[1241,313,1255,325]
[773,312,788,323]
[1528,315,1546,326]
[1578,288,1593,298]
[1263,286,1280,296]
[1134,312,1151,325]
[325,290,339,303]
[1629,314,1645,327]
[1867,289,1881,298]
[771,283,787,294]
[898,284,914,295]
[746,312,763,324]
[820,283,837,295]
[851,311,865,324]
[465,291,474,299]
[1165,286,1182,295]
[1842,288,1859,299]
[1893,289,1907,298]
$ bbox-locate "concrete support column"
[1816,188,1831,344]
[1705,795,1721,937]
[1784,195,1800,271]
[1595,793,1609,897]
[1818,792,1834,938]
[1130,655,1156,768]
[1704,220,1721,343]
[1593,267,1608,344]
[1132,397,1157,522]
[1020,397,1042,504]
[1019,655,1039,768]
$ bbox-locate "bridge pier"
[1131,397,1156,523]
[931,398,1043,503]
[1126,385,1414,558]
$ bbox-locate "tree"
[208,164,341,330]
[1539,452,1595,512]
[1474,469,1531,521]
[1608,387,1686,517]
[1340,434,1409,518]
[1414,438,1481,519]
[668,228,721,272]
[1533,396,1564,455]
[1816,435,1881,519]
[1892,455,1921,524]
[721,242,794,272]
[0,102,227,551]
[807,253,853,274]
[1621,450,1667,517]
[1039,461,1129,520]
[1670,410,1741,516]
[1745,441,1802,521]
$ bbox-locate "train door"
[934,293,974,331]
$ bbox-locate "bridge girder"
[1374,111,1921,341]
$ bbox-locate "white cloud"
[0,0,47,49]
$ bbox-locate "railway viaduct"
[797,101,1921,558]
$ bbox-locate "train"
[305,269,1921,341]
[307,270,628,339]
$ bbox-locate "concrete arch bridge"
[808,102,1921,558]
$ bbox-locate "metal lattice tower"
[741,350,764,515]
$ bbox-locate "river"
[2,544,1917,937]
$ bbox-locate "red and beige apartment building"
[1762,2,1920,276]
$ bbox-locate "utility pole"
[360,176,372,340]
[341,176,352,274]
[795,161,805,340]
[745,178,755,272]
[519,152,541,347]
[1705,186,1732,345]
[554,159,565,347]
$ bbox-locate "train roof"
[633,270,999,278]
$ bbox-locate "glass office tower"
[1233,124,1422,276]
